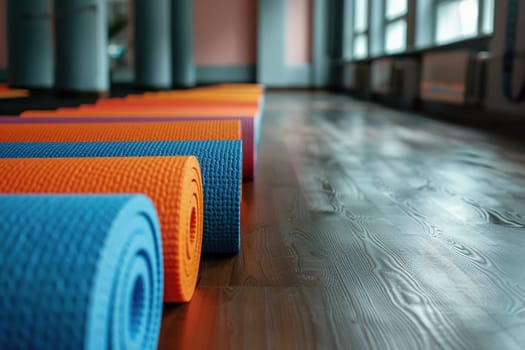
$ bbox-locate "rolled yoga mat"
[0,89,29,99]
[88,87,265,147]
[22,106,259,117]
[111,89,265,147]
[127,89,263,101]
[1,119,254,180]
[0,194,163,350]
[0,156,203,302]
[0,84,29,99]
[0,140,242,253]
[92,100,259,108]
[121,84,265,147]
[125,91,263,102]
[0,120,241,142]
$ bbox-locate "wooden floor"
[158,92,525,350]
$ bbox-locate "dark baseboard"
[54,89,109,99]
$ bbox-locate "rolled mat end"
[0,194,163,350]
[0,156,204,303]
[165,156,204,302]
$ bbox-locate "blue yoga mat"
[0,194,163,350]
[0,140,242,253]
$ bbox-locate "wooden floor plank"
[159,92,525,349]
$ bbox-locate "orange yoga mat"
[141,85,262,94]
[22,105,260,117]
[98,87,263,103]
[0,120,241,142]
[0,156,203,303]
[127,94,262,102]
[93,86,265,111]
[0,84,29,99]
[73,103,259,114]
[125,85,265,112]
[92,99,259,108]
[201,83,264,91]
[126,90,263,102]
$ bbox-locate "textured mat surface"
[0,194,163,350]
[0,141,242,253]
[2,118,255,180]
[21,106,258,117]
[129,90,263,102]
[0,120,241,142]
[0,156,203,302]
[92,100,259,108]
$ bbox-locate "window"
[386,0,407,20]
[353,0,369,59]
[384,0,408,53]
[354,35,368,58]
[434,0,495,45]
[348,0,495,61]
[385,20,407,53]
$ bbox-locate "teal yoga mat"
[0,194,163,350]
[0,140,242,253]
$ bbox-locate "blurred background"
[0,0,523,119]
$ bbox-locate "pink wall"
[194,0,256,66]
[0,0,7,69]
[286,0,312,65]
